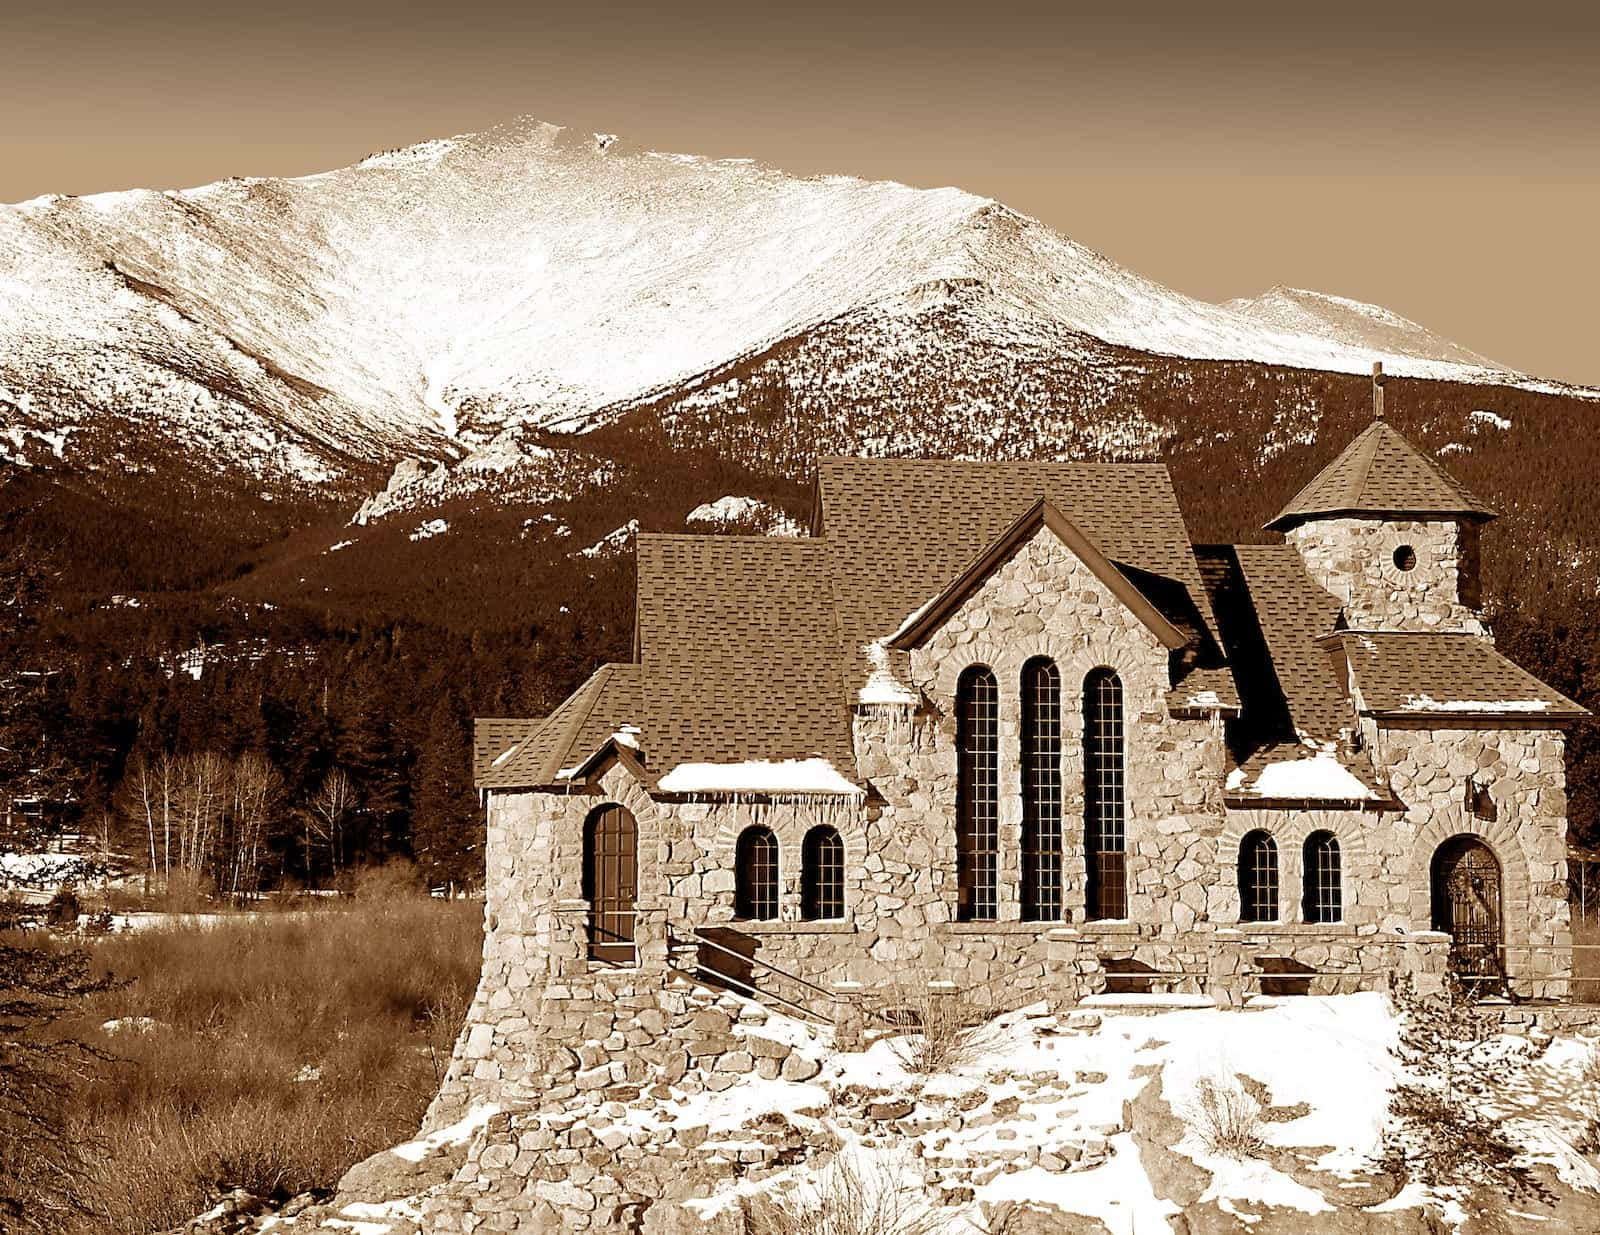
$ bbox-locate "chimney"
[1372,361,1385,420]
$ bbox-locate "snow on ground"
[0,850,100,888]
[407,518,448,541]
[578,519,639,558]
[388,1104,500,1164]
[1470,409,1513,430]
[702,993,1593,1231]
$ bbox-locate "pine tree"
[1379,974,1546,1200]
[411,694,481,890]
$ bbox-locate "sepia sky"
[4,1,1597,385]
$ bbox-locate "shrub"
[1181,1073,1265,1159]
[879,975,998,1076]
[745,1148,942,1235]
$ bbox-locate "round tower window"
[1393,545,1417,572]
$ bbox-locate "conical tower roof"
[1266,418,1496,531]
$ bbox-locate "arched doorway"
[1430,836,1504,993]
[584,804,637,964]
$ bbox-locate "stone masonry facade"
[433,504,1582,1147]
[1286,517,1484,634]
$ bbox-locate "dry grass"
[745,1149,943,1235]
[1181,1073,1265,1159]
[37,895,481,1234]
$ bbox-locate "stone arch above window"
[735,825,779,921]
[1238,829,1279,923]
[956,664,1000,923]
[801,825,845,921]
[1303,830,1342,923]
[1084,667,1127,921]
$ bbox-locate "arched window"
[802,825,845,921]
[583,804,637,964]
[1022,657,1063,921]
[956,665,999,922]
[735,825,779,920]
[1303,831,1342,924]
[1084,668,1126,920]
[1238,830,1278,923]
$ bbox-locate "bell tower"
[1267,363,1494,633]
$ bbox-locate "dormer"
[1266,364,1495,634]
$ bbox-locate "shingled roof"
[475,449,1577,797]
[476,665,643,790]
[1332,632,1589,720]
[816,458,1236,708]
[1267,420,1496,531]
[634,535,854,774]
[1195,542,1388,802]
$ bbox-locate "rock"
[980,1200,1113,1234]
[781,1053,821,1082]
[642,1196,745,1235]
[866,1097,915,1121]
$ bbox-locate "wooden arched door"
[1431,836,1504,992]
[584,805,637,964]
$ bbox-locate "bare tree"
[225,752,283,900]
[302,768,356,881]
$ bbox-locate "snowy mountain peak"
[0,117,1577,493]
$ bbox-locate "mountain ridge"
[4,116,1587,504]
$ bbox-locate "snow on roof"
[857,640,917,706]
[1226,750,1378,801]
[656,757,862,796]
[1401,693,1550,713]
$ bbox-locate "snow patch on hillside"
[686,495,804,536]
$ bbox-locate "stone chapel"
[460,382,1586,1105]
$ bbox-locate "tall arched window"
[1022,657,1063,921]
[1084,668,1126,920]
[956,665,999,922]
[1238,830,1278,923]
[802,825,845,921]
[735,825,779,920]
[1303,831,1342,923]
[583,804,637,964]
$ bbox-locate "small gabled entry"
[584,804,638,964]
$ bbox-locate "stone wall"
[423,985,826,1234]
[1370,718,1572,999]
[1285,516,1484,633]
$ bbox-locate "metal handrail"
[684,928,842,1004]
[664,956,833,1026]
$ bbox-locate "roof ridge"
[890,497,1189,651]
[534,663,615,783]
